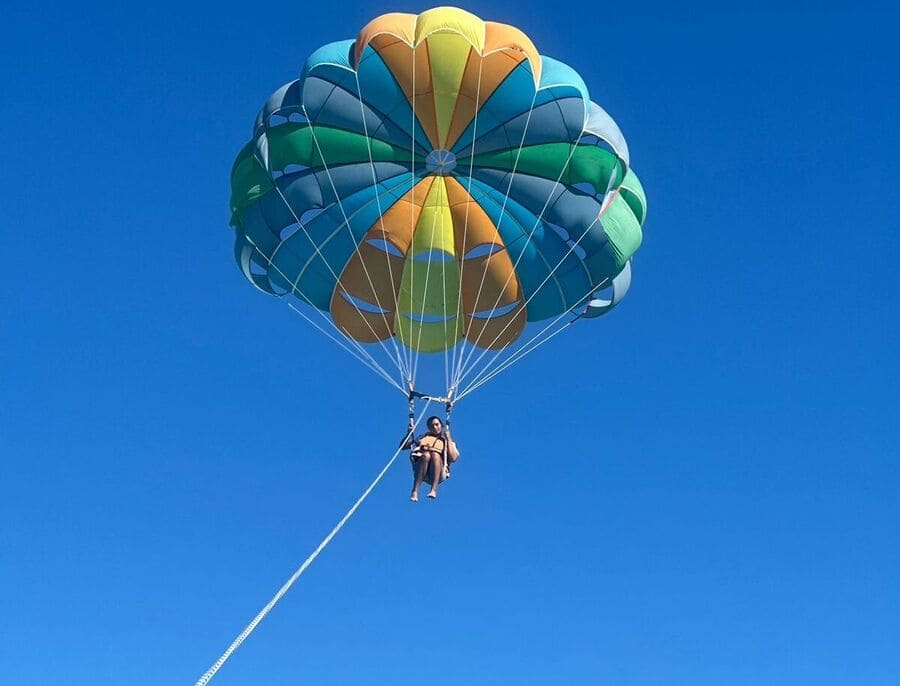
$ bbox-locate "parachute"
[202,9,651,684]
[229,6,647,404]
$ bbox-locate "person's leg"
[427,452,444,498]
[411,453,431,501]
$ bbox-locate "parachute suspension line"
[456,153,622,386]
[283,300,400,391]
[455,212,604,389]
[442,228,451,395]
[457,312,577,401]
[437,43,461,399]
[193,401,433,686]
[455,213,610,394]
[427,46,452,396]
[454,126,589,383]
[301,107,411,384]
[407,41,418,392]
[352,69,414,381]
[410,205,441,385]
[451,89,539,391]
[408,33,432,386]
[459,314,572,399]
[408,43,425,393]
[456,103,568,386]
[243,232,405,394]
[264,178,408,391]
[448,57,485,397]
[252,133,408,389]
[286,303,406,394]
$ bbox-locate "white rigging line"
[286,302,404,393]
[442,50,485,395]
[243,233,405,394]
[456,311,575,400]
[264,177,408,390]
[455,214,603,389]
[441,210,451,395]
[455,136,622,388]
[408,43,418,388]
[448,56,485,393]
[453,128,589,385]
[451,89,538,390]
[301,106,411,384]
[410,205,441,384]
[407,41,443,388]
[193,402,433,686]
[353,70,414,380]
[251,116,410,387]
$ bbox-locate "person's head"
[425,416,443,435]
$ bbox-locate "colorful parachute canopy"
[229,7,647,396]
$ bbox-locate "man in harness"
[402,414,460,501]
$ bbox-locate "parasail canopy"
[229,6,648,401]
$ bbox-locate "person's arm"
[444,428,460,461]
[400,421,417,450]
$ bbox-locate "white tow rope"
[193,403,431,686]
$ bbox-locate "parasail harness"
[407,385,454,428]
[407,384,455,481]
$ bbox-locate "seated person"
[401,416,460,501]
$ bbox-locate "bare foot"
[410,492,419,502]
[427,490,437,499]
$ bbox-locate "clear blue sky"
[2,2,898,685]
